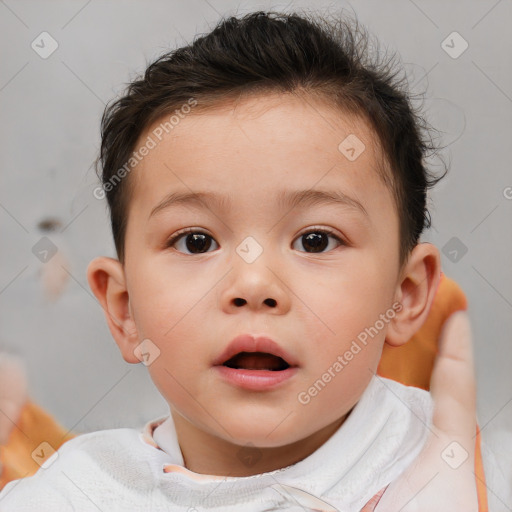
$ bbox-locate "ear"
[87,257,140,363]
[385,242,441,348]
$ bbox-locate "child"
[0,9,482,511]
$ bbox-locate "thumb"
[430,309,477,443]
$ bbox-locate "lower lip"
[214,366,298,390]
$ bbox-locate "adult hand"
[372,310,479,511]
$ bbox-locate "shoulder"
[0,426,166,511]
[370,374,432,409]
[56,425,146,454]
[362,375,434,444]
[37,426,150,472]
[339,375,434,457]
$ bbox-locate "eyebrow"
[149,188,369,219]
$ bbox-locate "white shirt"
[0,375,433,511]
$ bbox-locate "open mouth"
[222,352,291,371]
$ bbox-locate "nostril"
[232,298,276,307]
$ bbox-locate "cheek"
[297,263,392,341]
[129,261,205,331]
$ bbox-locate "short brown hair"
[95,9,447,267]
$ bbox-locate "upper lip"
[213,334,299,367]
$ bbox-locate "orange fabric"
[0,272,488,511]
[377,271,488,511]
[377,271,467,390]
[474,423,489,512]
[0,401,75,489]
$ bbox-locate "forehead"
[128,92,396,223]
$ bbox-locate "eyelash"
[165,226,346,254]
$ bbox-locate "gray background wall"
[1,0,511,503]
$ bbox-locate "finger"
[373,312,479,512]
[430,310,477,441]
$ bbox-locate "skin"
[88,92,444,479]
[372,310,479,511]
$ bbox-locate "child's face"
[91,92,439,472]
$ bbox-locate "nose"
[220,253,291,315]
[233,297,277,308]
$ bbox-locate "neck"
[170,409,349,477]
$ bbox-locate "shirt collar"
[139,375,432,511]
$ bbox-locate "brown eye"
[293,229,344,253]
[167,230,218,254]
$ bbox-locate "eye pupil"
[172,230,339,255]
[302,232,328,253]
[186,233,211,253]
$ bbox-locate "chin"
[218,415,308,448]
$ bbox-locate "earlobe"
[385,243,441,348]
[87,257,140,363]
